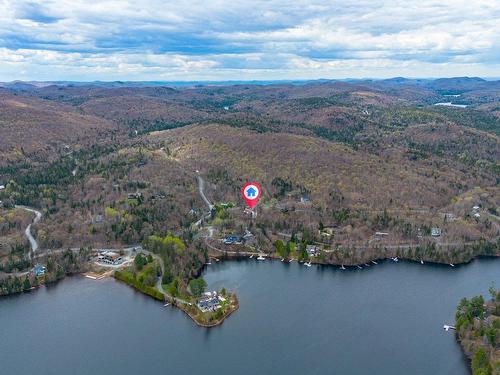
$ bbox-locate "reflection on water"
[1,258,498,375]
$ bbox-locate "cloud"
[0,0,498,80]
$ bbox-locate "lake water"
[1,258,498,375]
[434,102,468,108]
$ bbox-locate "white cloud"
[0,0,498,80]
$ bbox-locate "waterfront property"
[197,291,223,312]
[97,251,123,265]
[31,264,46,277]
[306,245,320,257]
[223,235,244,245]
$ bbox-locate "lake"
[434,102,468,108]
[1,258,498,375]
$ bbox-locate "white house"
[306,245,320,256]
[431,227,441,237]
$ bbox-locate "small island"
[455,287,499,375]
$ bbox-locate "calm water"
[1,258,499,375]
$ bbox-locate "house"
[320,227,336,237]
[151,192,165,201]
[242,230,254,240]
[306,245,320,256]
[431,227,441,237]
[444,213,457,222]
[127,192,142,200]
[0,185,5,190]
[300,195,311,204]
[197,291,222,312]
[223,235,243,245]
[473,213,481,218]
[472,205,480,211]
[97,251,123,265]
[93,214,104,223]
[32,264,46,277]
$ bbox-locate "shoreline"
[1,252,498,329]
[112,270,238,328]
[211,251,500,269]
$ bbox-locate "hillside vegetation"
[0,78,498,268]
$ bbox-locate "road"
[197,174,214,211]
[16,206,42,259]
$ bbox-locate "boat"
[371,260,378,265]
[206,262,212,265]
[340,265,346,270]
[364,263,370,267]
[281,258,284,262]
[450,263,455,267]
[164,303,170,307]
[257,255,266,261]
[357,265,362,269]
[304,262,312,267]
[249,255,253,259]
[392,257,399,262]
[420,260,424,265]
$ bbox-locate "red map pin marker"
[241,182,261,209]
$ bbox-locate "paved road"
[16,206,42,259]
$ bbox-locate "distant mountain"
[424,77,489,92]
[0,81,39,91]
[0,92,117,166]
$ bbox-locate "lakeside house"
[31,264,46,277]
[306,245,320,257]
[223,235,244,245]
[197,291,223,312]
[0,184,5,190]
[97,251,123,265]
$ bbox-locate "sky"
[0,0,499,81]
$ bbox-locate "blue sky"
[0,0,499,81]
